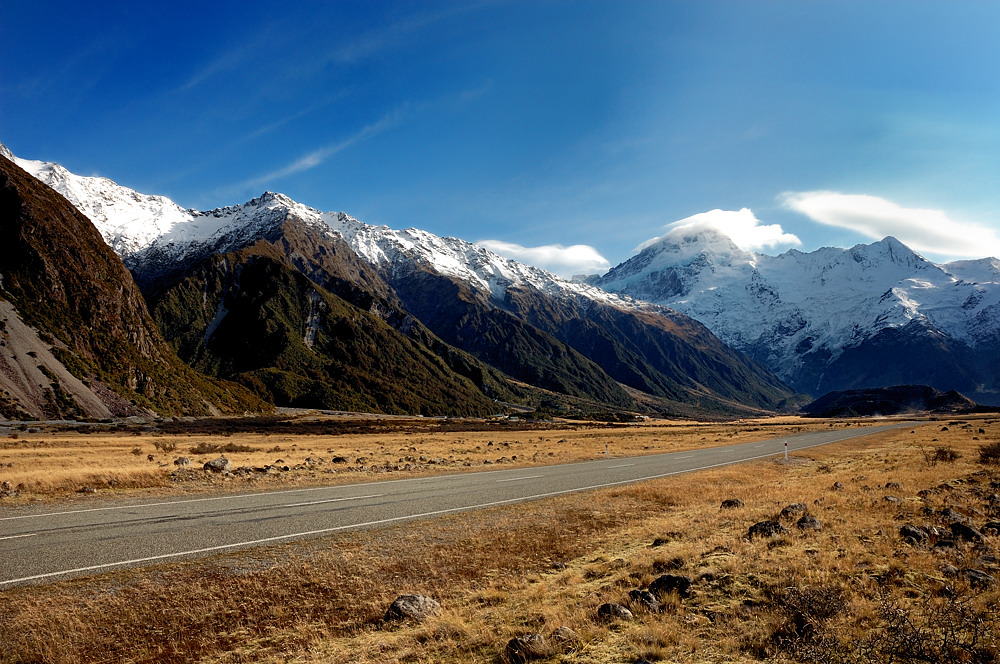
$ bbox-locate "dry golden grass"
[2,415,1000,664]
[0,414,848,502]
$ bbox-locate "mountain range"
[1,143,793,419]
[593,227,1000,404]
[6,140,997,418]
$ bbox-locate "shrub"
[189,441,256,455]
[152,440,178,453]
[978,442,1000,465]
[923,446,962,465]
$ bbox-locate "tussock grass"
[0,416,864,502]
[2,416,1000,663]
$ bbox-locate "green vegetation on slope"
[150,242,503,417]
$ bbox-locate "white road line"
[0,533,36,541]
[496,475,543,483]
[0,426,912,588]
[608,463,635,468]
[285,494,383,507]
[676,455,693,459]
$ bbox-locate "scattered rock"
[900,524,929,544]
[982,521,1000,535]
[883,495,901,504]
[596,603,633,622]
[720,498,745,509]
[649,574,693,599]
[0,480,13,497]
[950,522,984,543]
[383,594,441,623]
[173,457,191,467]
[959,568,995,588]
[831,481,845,491]
[747,520,788,539]
[504,634,551,663]
[780,503,808,519]
[797,515,822,531]
[939,508,967,523]
[203,457,232,473]
[77,486,96,493]
[932,538,957,552]
[330,456,348,464]
[884,482,903,490]
[627,589,661,613]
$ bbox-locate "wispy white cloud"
[176,37,273,92]
[640,208,801,252]
[228,107,406,194]
[478,240,611,278]
[324,1,499,65]
[781,191,1000,259]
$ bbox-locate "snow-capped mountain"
[4,143,793,417]
[9,145,664,315]
[594,227,1000,402]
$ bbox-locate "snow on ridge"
[8,146,645,316]
[594,226,1000,382]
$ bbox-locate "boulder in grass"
[504,634,552,663]
[900,524,929,544]
[950,521,984,543]
[779,503,808,520]
[748,520,788,539]
[797,515,822,531]
[960,568,995,588]
[383,594,441,623]
[203,457,231,473]
[648,573,693,599]
[596,602,633,622]
[720,498,745,509]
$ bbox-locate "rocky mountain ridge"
[7,143,794,418]
[594,227,1000,403]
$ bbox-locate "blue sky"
[4,0,1000,276]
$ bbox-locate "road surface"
[0,421,911,587]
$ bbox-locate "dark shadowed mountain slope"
[0,155,266,418]
[801,385,980,418]
[147,240,504,416]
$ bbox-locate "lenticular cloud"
[640,208,801,252]
[477,240,611,278]
[782,191,1000,259]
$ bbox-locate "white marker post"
[605,443,609,459]
[784,440,788,461]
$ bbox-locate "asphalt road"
[0,422,911,587]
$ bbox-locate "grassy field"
[2,414,999,663]
[0,414,846,501]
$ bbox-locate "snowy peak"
[6,144,641,317]
[0,142,13,161]
[595,225,1000,399]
